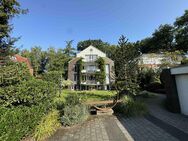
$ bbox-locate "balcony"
[81,69,100,73]
[81,81,100,85]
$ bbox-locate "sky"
[12,0,188,50]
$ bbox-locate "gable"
[76,45,106,58]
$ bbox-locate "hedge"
[0,105,47,141]
[0,79,57,107]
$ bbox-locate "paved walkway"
[48,94,188,141]
[48,116,129,141]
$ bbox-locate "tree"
[114,35,140,96]
[136,38,154,53]
[64,40,75,57]
[174,10,188,52]
[77,39,108,51]
[152,24,174,51]
[21,46,43,76]
[0,0,27,65]
[138,24,174,53]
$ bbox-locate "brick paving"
[48,94,188,141]
[48,116,128,141]
[146,94,188,134]
[118,116,178,141]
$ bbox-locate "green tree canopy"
[114,35,140,96]
[0,0,27,65]
[174,10,188,52]
[63,40,75,57]
[138,24,174,53]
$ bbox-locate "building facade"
[68,45,114,90]
[138,53,183,69]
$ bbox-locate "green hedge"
[0,79,57,107]
[0,62,32,87]
[0,105,47,141]
[42,71,63,85]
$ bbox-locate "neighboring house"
[138,53,183,69]
[68,45,114,90]
[11,54,33,75]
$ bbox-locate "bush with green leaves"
[138,68,160,89]
[61,93,89,126]
[43,71,63,84]
[181,58,188,65]
[0,62,32,87]
[62,79,73,88]
[33,109,61,141]
[113,95,148,117]
[0,79,57,107]
[0,105,47,141]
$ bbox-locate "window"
[87,65,96,72]
[85,55,98,62]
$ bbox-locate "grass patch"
[61,89,116,102]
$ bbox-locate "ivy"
[76,58,83,87]
[95,57,105,85]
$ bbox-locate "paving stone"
[47,94,188,141]
[145,94,188,134]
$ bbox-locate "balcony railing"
[81,69,100,73]
[81,81,100,85]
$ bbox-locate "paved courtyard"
[48,94,188,141]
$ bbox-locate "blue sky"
[12,0,188,50]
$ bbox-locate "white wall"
[175,75,188,115]
[76,45,106,62]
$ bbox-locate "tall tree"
[136,38,155,53]
[0,0,27,65]
[22,46,42,76]
[152,24,174,51]
[114,35,140,96]
[64,40,75,57]
[174,10,188,52]
[77,39,109,51]
[138,24,174,53]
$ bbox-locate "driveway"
[48,94,188,141]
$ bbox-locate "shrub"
[62,79,73,88]
[113,95,148,117]
[181,58,188,65]
[33,110,61,141]
[0,105,47,141]
[42,71,63,85]
[61,94,89,126]
[138,68,160,89]
[0,79,57,107]
[0,62,32,87]
[144,82,164,93]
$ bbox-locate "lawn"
[54,89,117,104]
